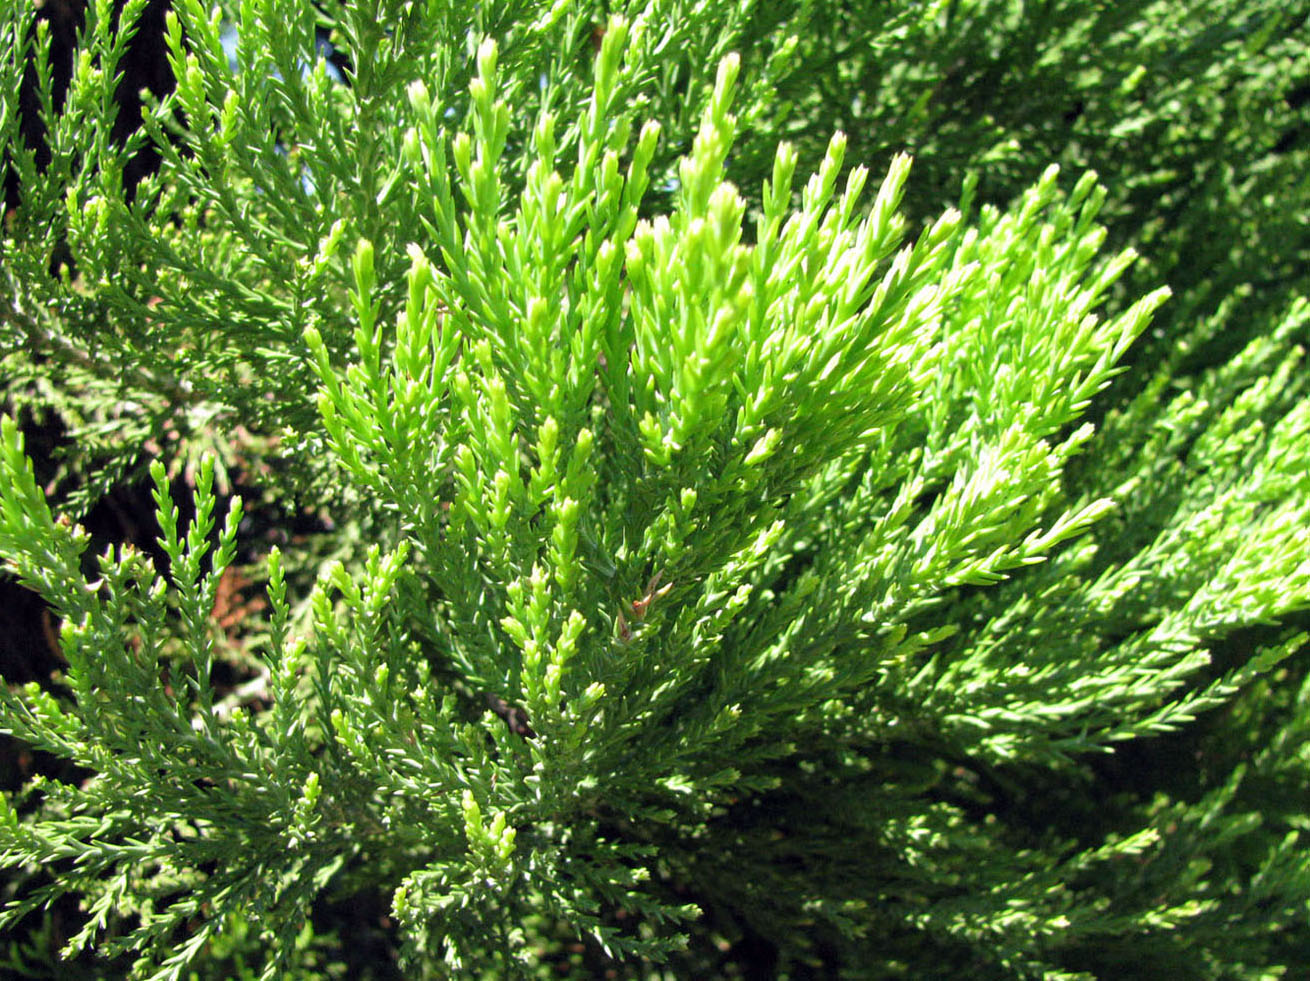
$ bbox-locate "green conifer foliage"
[1,1,1308,977]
